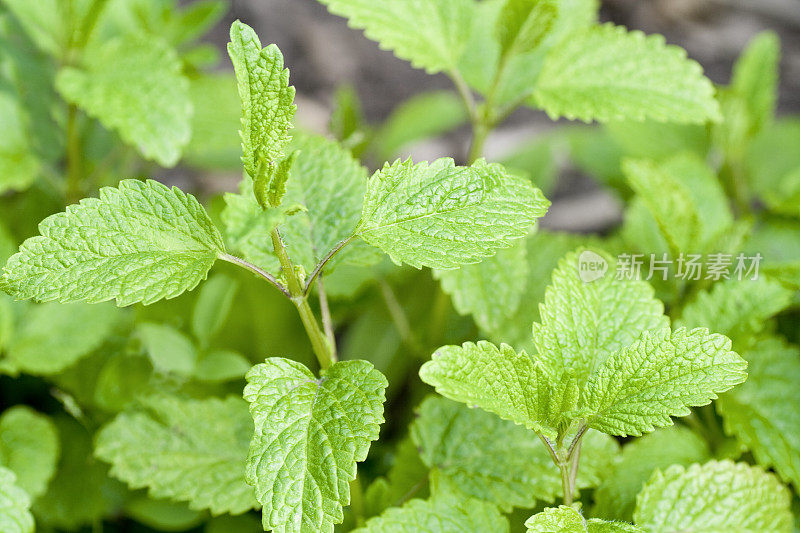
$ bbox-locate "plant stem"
[218,253,291,297]
[65,104,82,204]
[304,234,355,296]
[317,275,337,360]
[559,461,573,506]
[467,122,489,164]
[271,229,336,370]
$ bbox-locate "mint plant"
[1,0,799,531]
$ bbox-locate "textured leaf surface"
[717,337,800,491]
[318,0,475,74]
[56,35,190,166]
[434,240,527,333]
[420,341,561,437]
[224,132,374,274]
[411,397,617,510]
[0,466,33,533]
[526,506,641,532]
[0,406,59,499]
[633,461,792,532]
[359,158,548,269]
[95,395,257,515]
[677,278,792,346]
[582,327,747,436]
[354,493,508,533]
[0,179,225,306]
[244,358,387,532]
[228,21,296,177]
[5,303,118,375]
[534,23,720,123]
[592,426,711,521]
[531,249,668,387]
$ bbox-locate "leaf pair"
[421,249,747,438]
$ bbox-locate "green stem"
[467,122,490,164]
[558,461,573,506]
[271,229,335,370]
[65,104,82,204]
[317,275,337,360]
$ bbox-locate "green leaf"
[373,91,469,161]
[677,278,792,347]
[0,406,59,499]
[581,327,747,437]
[730,31,779,136]
[411,397,618,510]
[746,119,800,217]
[0,0,83,56]
[354,493,508,533]
[526,506,641,532]
[244,358,387,532]
[223,132,374,274]
[318,0,475,74]
[531,249,668,387]
[0,179,225,306]
[56,34,191,166]
[34,417,126,530]
[534,23,720,123]
[124,497,204,532]
[359,158,549,269]
[364,438,429,518]
[93,352,154,412]
[0,466,33,533]
[228,20,296,178]
[419,341,561,437]
[717,337,800,491]
[434,239,527,333]
[135,322,197,376]
[495,0,558,57]
[592,426,711,522]
[192,273,239,346]
[5,302,119,375]
[633,461,792,532]
[95,395,257,515]
[184,73,243,169]
[623,154,732,252]
[194,350,251,383]
[0,92,38,195]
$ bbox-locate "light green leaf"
[194,350,251,383]
[124,497,204,532]
[534,23,720,123]
[411,396,618,510]
[0,179,225,306]
[623,154,732,252]
[0,0,84,56]
[184,73,242,169]
[93,352,154,412]
[633,461,792,532]
[136,323,197,376]
[318,0,475,74]
[677,278,792,347]
[95,395,257,515]
[531,249,668,387]
[526,506,641,532]
[0,466,33,533]
[56,34,191,166]
[5,302,119,375]
[434,239,527,333]
[354,493,508,533]
[0,406,59,499]
[192,273,239,346]
[730,31,779,136]
[359,158,549,269]
[717,337,800,491]
[582,327,747,437]
[495,0,558,57]
[244,358,387,532]
[419,341,561,437]
[223,132,375,274]
[373,91,469,161]
[592,426,711,522]
[228,20,296,178]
